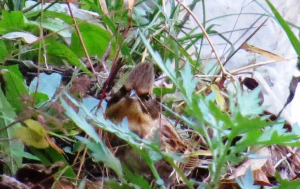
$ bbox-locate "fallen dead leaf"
[229,147,270,179]
[241,42,286,61]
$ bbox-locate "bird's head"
[105,62,159,138]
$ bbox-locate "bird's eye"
[143,94,151,101]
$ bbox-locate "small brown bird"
[105,62,196,186]
[105,62,159,140]
[105,62,185,148]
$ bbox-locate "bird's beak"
[129,89,138,99]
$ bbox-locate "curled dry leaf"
[229,147,270,179]
[241,42,287,61]
[253,169,272,186]
[127,0,135,12]
[262,154,276,177]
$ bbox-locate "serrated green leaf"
[259,124,299,146]
[233,130,263,153]
[77,136,124,179]
[236,85,264,116]
[139,31,179,87]
[0,10,25,34]
[61,97,100,143]
[275,172,300,189]
[181,61,197,102]
[207,100,232,130]
[232,114,270,135]
[235,122,300,154]
[153,86,176,96]
[133,6,149,26]
[0,10,38,35]
[123,166,151,189]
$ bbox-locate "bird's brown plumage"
[105,61,196,187]
[105,62,160,139]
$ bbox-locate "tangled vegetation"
[0,0,299,188]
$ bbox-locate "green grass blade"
[265,0,300,62]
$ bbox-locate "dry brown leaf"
[127,0,135,12]
[99,0,108,14]
[54,178,76,189]
[219,179,239,189]
[229,147,270,179]
[84,180,103,189]
[291,149,300,173]
[190,149,212,156]
[0,175,29,189]
[178,152,201,180]
[268,145,296,180]
[241,42,286,61]
[45,134,64,154]
[262,154,276,177]
[253,169,271,186]
[16,161,66,188]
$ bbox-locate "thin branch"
[223,18,268,66]
[67,2,96,75]
[230,56,297,74]
[176,0,232,77]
